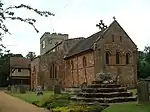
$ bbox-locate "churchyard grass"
[7,91,105,111]
[7,89,140,112]
[7,91,53,104]
[102,89,150,112]
[102,102,150,112]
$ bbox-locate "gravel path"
[0,91,50,112]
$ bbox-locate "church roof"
[64,30,104,59]
[64,19,137,59]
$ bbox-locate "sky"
[2,0,150,56]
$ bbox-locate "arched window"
[120,36,122,42]
[50,66,52,78]
[71,60,74,69]
[83,56,87,67]
[54,66,57,78]
[112,35,114,42]
[105,52,110,64]
[52,63,55,78]
[116,52,120,64]
[126,53,130,64]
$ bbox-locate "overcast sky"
[2,0,150,56]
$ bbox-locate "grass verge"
[102,102,150,112]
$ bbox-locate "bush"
[88,103,105,112]
[39,93,71,108]
[53,102,105,112]
[46,99,70,109]
[53,102,89,112]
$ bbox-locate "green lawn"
[8,89,150,112]
[103,102,150,112]
[7,91,53,104]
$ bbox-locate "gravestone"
[7,85,11,91]
[36,86,43,96]
[137,81,149,103]
[11,85,17,93]
[80,82,87,89]
[53,85,61,94]
[19,85,26,94]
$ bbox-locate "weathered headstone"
[53,85,61,94]
[11,85,17,93]
[7,85,11,91]
[80,82,87,89]
[137,81,149,103]
[36,86,43,96]
[19,85,26,94]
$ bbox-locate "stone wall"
[31,57,40,90]
[65,51,95,87]
[95,20,138,88]
[38,38,84,89]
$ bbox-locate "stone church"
[31,18,137,90]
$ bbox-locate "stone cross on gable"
[96,20,107,31]
[113,16,116,20]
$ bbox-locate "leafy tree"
[0,1,54,86]
[26,51,36,61]
[138,46,150,79]
[144,45,150,64]
[0,1,54,52]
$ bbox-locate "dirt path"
[0,91,50,112]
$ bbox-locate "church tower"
[40,32,68,55]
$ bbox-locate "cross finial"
[96,20,107,31]
[113,16,116,20]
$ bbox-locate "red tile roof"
[10,57,31,69]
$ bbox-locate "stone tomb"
[137,78,150,104]
[72,72,137,104]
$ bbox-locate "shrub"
[88,103,105,112]
[39,93,71,108]
[48,99,70,108]
[53,102,89,112]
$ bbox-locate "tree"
[138,46,150,79]
[26,51,36,61]
[0,53,23,86]
[144,45,150,64]
[0,1,54,51]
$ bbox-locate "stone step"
[92,81,114,84]
[77,92,133,98]
[82,87,127,93]
[64,88,81,94]
[86,102,110,107]
[87,84,120,88]
[71,96,137,103]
